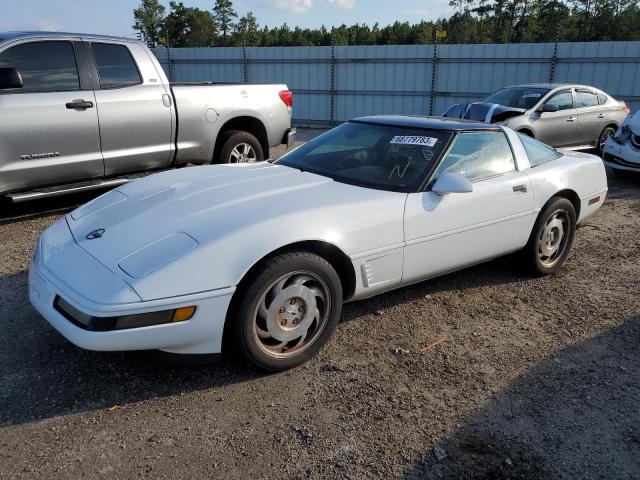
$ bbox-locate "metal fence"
[152,41,640,128]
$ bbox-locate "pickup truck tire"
[217,130,264,164]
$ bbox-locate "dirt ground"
[0,142,639,479]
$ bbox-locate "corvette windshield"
[484,87,550,109]
[276,122,452,192]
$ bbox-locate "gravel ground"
[1,140,639,479]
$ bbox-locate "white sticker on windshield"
[390,136,438,147]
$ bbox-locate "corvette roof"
[352,115,501,131]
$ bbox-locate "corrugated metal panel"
[152,42,640,127]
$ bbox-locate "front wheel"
[522,197,576,275]
[231,252,343,371]
[217,130,264,164]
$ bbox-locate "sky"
[0,0,454,38]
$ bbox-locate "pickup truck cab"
[0,31,295,201]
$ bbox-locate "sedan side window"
[575,90,598,108]
[429,131,516,186]
[544,91,573,111]
[91,43,142,89]
[0,41,80,92]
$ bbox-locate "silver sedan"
[444,83,629,151]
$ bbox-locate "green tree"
[133,0,166,47]
[213,0,238,45]
[234,11,260,46]
[163,1,217,48]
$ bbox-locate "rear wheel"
[598,125,617,153]
[217,130,264,164]
[522,197,576,275]
[231,252,343,371]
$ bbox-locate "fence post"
[429,40,438,116]
[330,38,336,127]
[242,44,248,84]
[549,40,559,83]
[167,48,174,83]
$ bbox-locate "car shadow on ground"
[606,168,640,200]
[403,315,640,479]
[0,255,527,427]
[0,271,265,427]
[341,255,528,324]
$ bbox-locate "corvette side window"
[429,131,515,185]
[517,133,561,167]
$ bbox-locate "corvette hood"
[66,162,406,300]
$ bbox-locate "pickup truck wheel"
[218,130,264,164]
[522,197,576,276]
[231,251,343,371]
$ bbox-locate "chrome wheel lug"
[279,307,286,313]
[281,319,287,326]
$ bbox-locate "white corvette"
[29,116,607,370]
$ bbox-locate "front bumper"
[29,225,235,355]
[602,138,640,171]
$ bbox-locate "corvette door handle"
[566,117,575,122]
[597,113,606,118]
[513,184,527,193]
[66,99,94,109]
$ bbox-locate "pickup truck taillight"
[279,90,293,109]
[622,102,630,115]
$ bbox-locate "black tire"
[230,251,343,371]
[522,197,576,276]
[598,125,617,154]
[216,130,264,164]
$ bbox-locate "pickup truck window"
[0,41,80,92]
[91,43,142,89]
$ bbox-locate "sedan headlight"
[54,296,196,331]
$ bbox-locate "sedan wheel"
[599,126,616,153]
[230,251,343,370]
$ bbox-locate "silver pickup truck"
[0,31,295,201]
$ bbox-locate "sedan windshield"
[276,122,452,192]
[484,87,550,110]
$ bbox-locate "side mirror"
[0,68,23,90]
[540,103,559,113]
[432,172,473,196]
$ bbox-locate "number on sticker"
[390,136,438,147]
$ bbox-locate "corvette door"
[402,130,536,285]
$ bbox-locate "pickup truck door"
[402,131,535,285]
[0,39,103,194]
[87,41,174,176]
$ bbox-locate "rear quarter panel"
[525,151,608,223]
[171,84,290,164]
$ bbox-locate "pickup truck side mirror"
[432,172,474,196]
[540,103,559,113]
[0,68,23,90]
